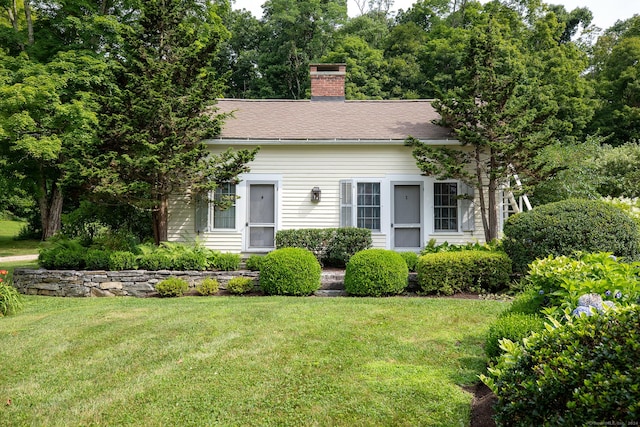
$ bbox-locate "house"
[168,64,484,253]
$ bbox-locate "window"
[434,182,458,231]
[213,183,236,229]
[340,181,381,231]
[357,182,381,231]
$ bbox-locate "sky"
[232,0,639,31]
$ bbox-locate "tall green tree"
[407,2,593,241]
[0,49,104,238]
[93,0,258,244]
[589,16,640,145]
[258,0,347,98]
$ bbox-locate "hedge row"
[275,227,372,267]
[416,251,512,295]
[38,240,241,271]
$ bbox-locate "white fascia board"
[203,138,461,146]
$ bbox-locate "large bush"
[344,249,408,297]
[259,248,321,296]
[416,251,512,295]
[275,227,372,267]
[503,199,640,274]
[482,305,640,424]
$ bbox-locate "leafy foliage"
[398,251,418,272]
[524,252,640,316]
[259,247,321,296]
[484,313,545,360]
[211,253,241,271]
[107,251,137,271]
[503,199,640,274]
[0,269,22,317]
[196,278,219,296]
[155,277,189,297]
[245,255,264,271]
[482,305,640,425]
[275,227,372,267]
[417,251,512,295]
[406,2,593,241]
[344,249,408,297]
[226,277,255,295]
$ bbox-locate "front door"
[247,183,276,250]
[392,184,422,250]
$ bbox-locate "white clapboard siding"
[168,142,486,252]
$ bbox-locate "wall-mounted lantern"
[311,187,321,203]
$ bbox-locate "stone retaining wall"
[13,269,260,298]
[13,269,417,297]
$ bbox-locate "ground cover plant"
[0,296,505,426]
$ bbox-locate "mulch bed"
[466,382,497,427]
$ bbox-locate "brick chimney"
[310,63,346,101]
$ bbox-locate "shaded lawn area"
[0,296,506,426]
[0,221,41,257]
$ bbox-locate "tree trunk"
[23,0,34,45]
[152,194,169,245]
[487,150,499,242]
[38,180,63,240]
[475,146,491,242]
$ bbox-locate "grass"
[0,220,41,257]
[0,296,506,426]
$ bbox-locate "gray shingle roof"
[213,99,453,141]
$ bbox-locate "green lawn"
[0,220,41,257]
[0,296,506,426]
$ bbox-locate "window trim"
[433,181,459,233]
[340,179,382,232]
[212,182,237,230]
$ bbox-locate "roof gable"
[213,99,453,141]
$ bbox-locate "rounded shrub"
[344,249,408,296]
[503,199,640,274]
[484,305,640,424]
[155,277,189,297]
[196,278,219,296]
[485,313,545,360]
[259,248,321,296]
[227,277,255,294]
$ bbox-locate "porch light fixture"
[311,187,321,203]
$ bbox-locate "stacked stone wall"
[13,269,258,298]
[13,269,417,297]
